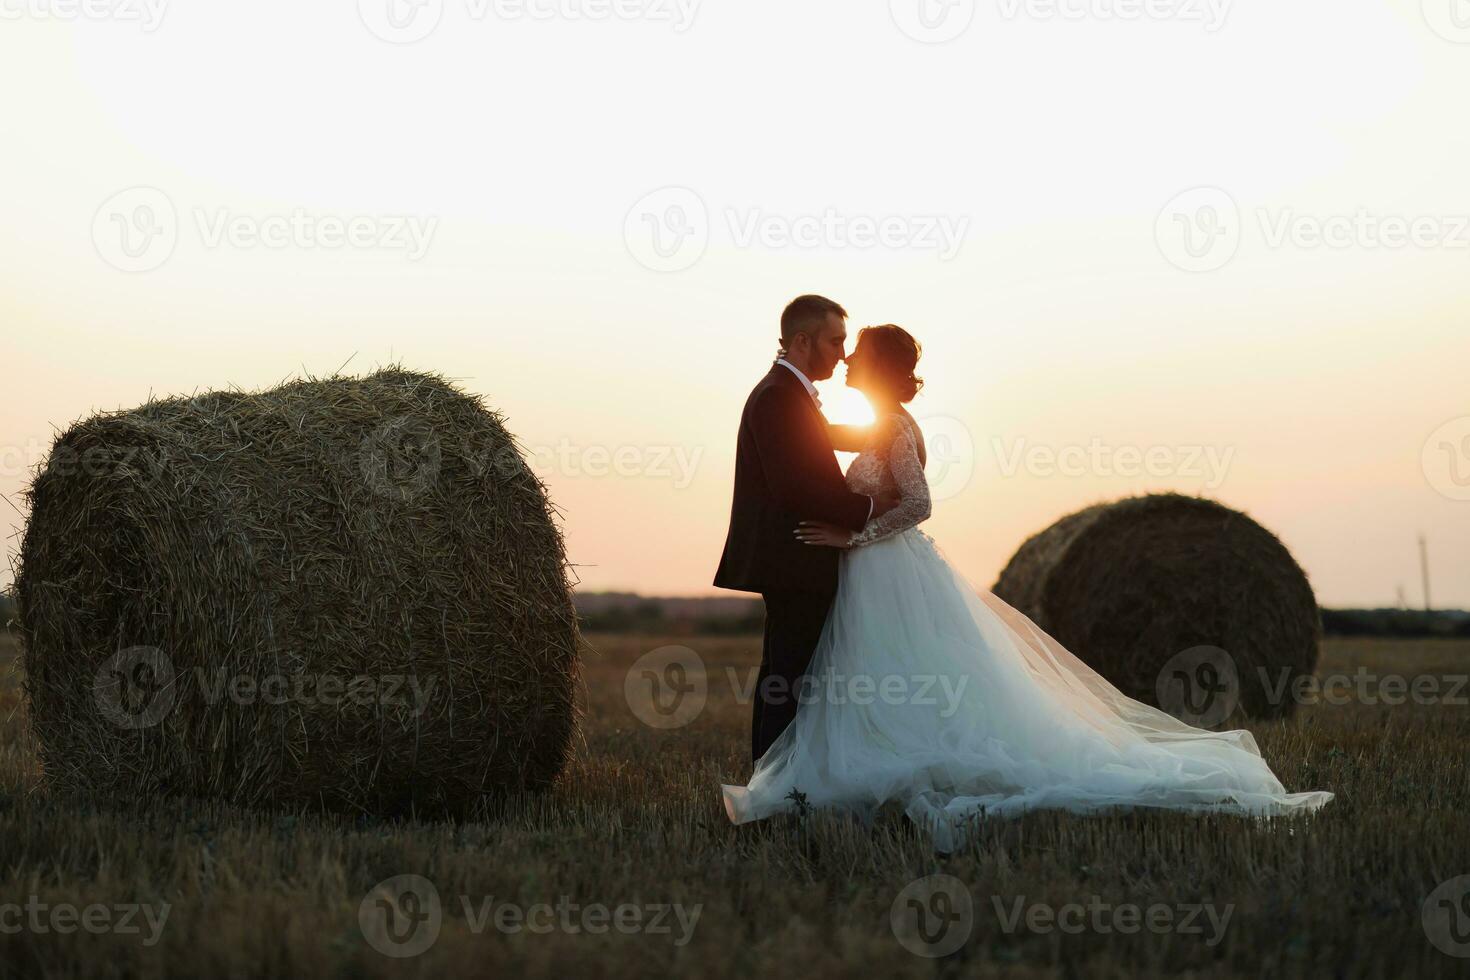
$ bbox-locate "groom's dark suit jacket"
[713,364,874,595]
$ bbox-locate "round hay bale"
[991,493,1319,723]
[14,367,580,816]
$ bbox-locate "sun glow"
[0,9,1466,606]
[816,371,876,428]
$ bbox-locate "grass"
[1,628,1467,978]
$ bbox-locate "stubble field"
[0,628,1467,978]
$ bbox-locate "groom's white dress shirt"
[775,358,821,409]
[775,358,874,523]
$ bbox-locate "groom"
[714,295,899,763]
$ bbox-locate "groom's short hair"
[780,295,847,347]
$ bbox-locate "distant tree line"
[576,603,764,636]
[4,588,1463,640]
[575,594,1470,639]
[1319,607,1470,639]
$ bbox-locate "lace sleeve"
[849,416,932,547]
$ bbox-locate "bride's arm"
[827,423,871,453]
[848,417,932,548]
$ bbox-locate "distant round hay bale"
[992,493,1319,723]
[14,368,579,816]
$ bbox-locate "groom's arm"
[750,385,874,532]
[827,423,872,453]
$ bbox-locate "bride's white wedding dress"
[721,414,1332,850]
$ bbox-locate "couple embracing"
[714,295,1329,850]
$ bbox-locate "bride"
[720,325,1332,850]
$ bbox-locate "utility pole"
[1419,534,1432,613]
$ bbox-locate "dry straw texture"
[14,367,580,816]
[992,493,1320,721]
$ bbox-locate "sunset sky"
[2,2,1466,608]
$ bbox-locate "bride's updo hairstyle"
[854,325,924,403]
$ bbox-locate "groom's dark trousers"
[751,589,836,763]
[713,363,874,763]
